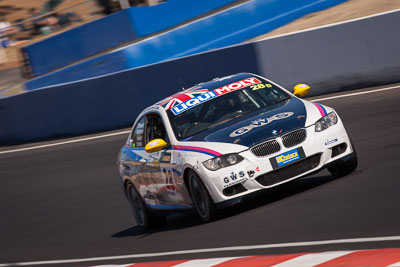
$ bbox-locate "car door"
[120,115,159,206]
[144,113,186,206]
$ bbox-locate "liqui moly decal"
[213,77,261,96]
[171,91,218,115]
[158,87,210,110]
[171,77,261,115]
[230,112,294,137]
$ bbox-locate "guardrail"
[1,9,399,145]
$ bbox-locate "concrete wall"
[1,43,259,144]
[22,11,137,77]
[125,0,238,37]
[1,10,400,145]
[254,10,400,94]
[25,0,347,90]
[22,0,238,77]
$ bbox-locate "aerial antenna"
[178,77,185,91]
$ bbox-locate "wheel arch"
[183,166,195,198]
[182,165,215,202]
[123,177,137,199]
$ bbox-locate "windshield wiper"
[270,96,291,105]
[207,113,244,130]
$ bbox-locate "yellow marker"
[293,84,310,98]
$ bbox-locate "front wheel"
[188,170,218,222]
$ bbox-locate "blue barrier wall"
[25,0,347,91]
[2,9,400,145]
[22,12,136,77]
[25,50,128,89]
[1,43,259,144]
[126,0,237,37]
[122,0,348,68]
[22,0,238,77]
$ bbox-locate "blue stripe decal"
[319,103,328,116]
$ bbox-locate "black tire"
[188,170,217,222]
[126,182,165,230]
[327,139,358,178]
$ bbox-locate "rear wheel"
[126,182,165,230]
[328,139,358,178]
[188,170,217,222]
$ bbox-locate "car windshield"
[167,78,290,140]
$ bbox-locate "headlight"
[203,153,244,171]
[315,112,338,132]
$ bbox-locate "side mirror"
[293,84,310,98]
[145,138,167,153]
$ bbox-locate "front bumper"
[196,120,354,204]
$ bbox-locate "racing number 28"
[250,83,272,90]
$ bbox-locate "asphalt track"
[1,84,400,266]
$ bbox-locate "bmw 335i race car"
[117,73,357,229]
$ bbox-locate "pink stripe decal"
[172,145,222,156]
[312,102,326,116]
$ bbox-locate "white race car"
[117,73,357,229]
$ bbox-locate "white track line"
[0,131,130,155]
[313,85,400,102]
[258,8,400,42]
[1,235,400,266]
[1,84,399,155]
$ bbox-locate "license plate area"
[269,147,305,169]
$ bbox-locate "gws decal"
[230,112,294,137]
[223,170,248,188]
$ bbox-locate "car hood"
[188,97,307,147]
